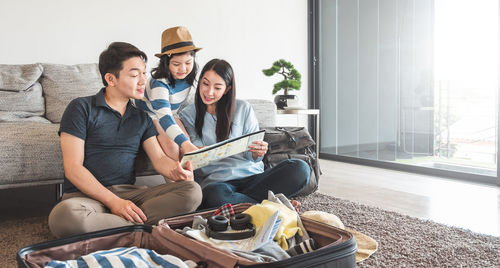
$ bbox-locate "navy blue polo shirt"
[59,88,158,193]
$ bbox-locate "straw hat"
[155,26,202,58]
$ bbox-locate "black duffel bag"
[262,126,321,196]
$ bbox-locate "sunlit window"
[318,0,499,180]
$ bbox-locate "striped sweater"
[45,246,194,268]
[133,77,191,146]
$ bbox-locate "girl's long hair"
[151,50,198,87]
[195,59,236,142]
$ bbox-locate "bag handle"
[276,127,297,148]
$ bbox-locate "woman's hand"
[249,141,268,160]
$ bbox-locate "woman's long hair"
[195,59,236,142]
[151,50,198,87]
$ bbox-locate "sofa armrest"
[247,99,276,128]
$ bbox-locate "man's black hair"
[98,42,148,86]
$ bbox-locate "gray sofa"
[0,63,276,196]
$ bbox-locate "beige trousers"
[48,181,202,238]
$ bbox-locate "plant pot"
[274,95,298,109]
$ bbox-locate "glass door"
[316,0,499,182]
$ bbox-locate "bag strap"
[276,127,297,148]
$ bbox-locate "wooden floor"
[317,159,500,237]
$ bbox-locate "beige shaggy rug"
[3,192,500,267]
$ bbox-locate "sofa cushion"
[41,63,102,123]
[0,82,45,115]
[0,63,43,92]
[0,123,64,187]
[0,111,50,123]
[0,64,45,121]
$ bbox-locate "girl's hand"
[180,141,200,159]
[249,141,268,160]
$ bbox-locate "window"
[312,0,499,184]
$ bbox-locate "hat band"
[161,41,195,53]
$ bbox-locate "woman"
[179,59,310,209]
[134,26,201,159]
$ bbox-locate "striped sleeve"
[141,77,190,146]
[179,104,203,146]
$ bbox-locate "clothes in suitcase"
[18,203,357,268]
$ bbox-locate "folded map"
[180,130,266,170]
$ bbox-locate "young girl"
[134,26,201,159]
[179,59,310,209]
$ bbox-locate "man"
[48,42,201,238]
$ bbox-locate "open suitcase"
[17,203,357,268]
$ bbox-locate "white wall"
[0,0,308,105]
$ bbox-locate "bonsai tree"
[262,59,301,95]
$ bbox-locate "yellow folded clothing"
[243,200,302,250]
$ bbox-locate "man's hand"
[107,197,147,224]
[143,136,195,182]
[168,161,194,182]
